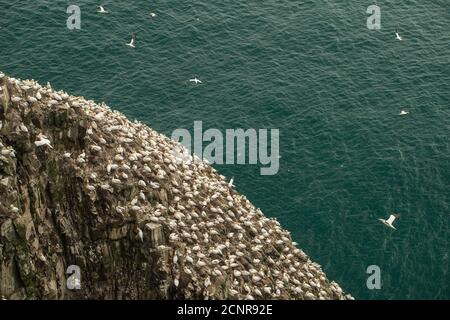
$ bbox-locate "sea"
[1,0,448,299]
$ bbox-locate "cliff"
[0,71,352,300]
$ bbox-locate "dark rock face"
[0,72,352,300]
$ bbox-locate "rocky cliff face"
[0,71,352,300]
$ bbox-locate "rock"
[0,71,352,300]
[145,223,164,248]
[109,225,129,241]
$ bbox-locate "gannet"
[149,12,157,18]
[126,33,136,48]
[90,145,102,152]
[378,213,400,230]
[111,178,121,185]
[34,134,53,149]
[137,227,144,242]
[254,288,263,297]
[138,180,147,187]
[262,286,272,294]
[395,30,402,41]
[0,148,13,157]
[189,77,202,84]
[252,275,262,282]
[97,5,108,14]
[19,123,28,133]
[34,252,46,263]
[399,110,409,116]
[229,289,238,296]
[197,260,206,267]
[107,163,119,173]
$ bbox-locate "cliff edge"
[0,71,352,300]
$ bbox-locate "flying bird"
[399,110,409,116]
[395,29,402,41]
[97,5,108,14]
[189,77,202,84]
[378,213,400,230]
[126,33,136,48]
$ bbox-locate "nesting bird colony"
[0,71,352,299]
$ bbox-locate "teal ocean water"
[1,1,449,299]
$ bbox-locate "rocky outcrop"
[0,71,352,300]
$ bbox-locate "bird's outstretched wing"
[387,213,400,224]
[386,215,396,224]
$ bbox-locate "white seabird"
[189,77,202,84]
[228,177,234,188]
[137,227,144,242]
[126,33,136,48]
[149,12,157,18]
[34,134,53,149]
[395,30,402,41]
[378,213,400,230]
[399,110,409,116]
[19,123,28,133]
[97,5,108,14]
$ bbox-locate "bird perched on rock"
[137,227,144,242]
[34,134,53,149]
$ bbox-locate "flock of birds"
[96,5,203,85]
[68,5,404,238]
[99,3,403,232]
[98,4,408,114]
[380,29,405,230]
[0,72,352,299]
[0,7,408,299]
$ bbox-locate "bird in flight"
[97,5,108,14]
[378,213,400,230]
[189,77,202,84]
[395,29,402,41]
[126,33,136,48]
